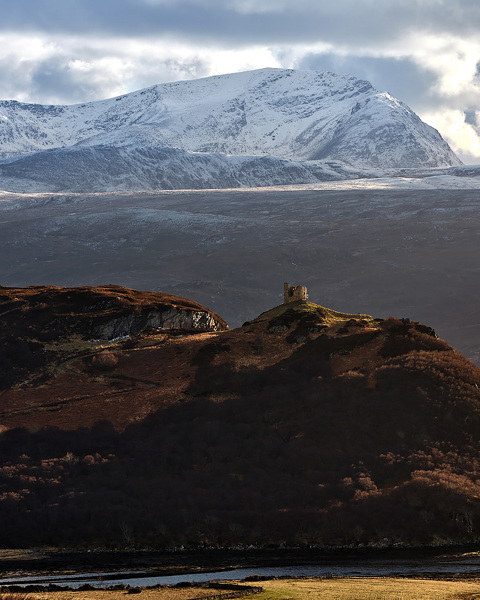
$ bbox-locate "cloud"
[0,34,203,104]
[2,0,480,48]
[422,108,480,163]
[0,33,279,104]
[296,53,438,111]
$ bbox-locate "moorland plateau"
[2,187,480,366]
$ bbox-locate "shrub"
[380,330,450,358]
[381,316,405,331]
[91,349,118,370]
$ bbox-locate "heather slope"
[1,292,480,548]
[0,284,227,392]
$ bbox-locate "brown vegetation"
[91,350,119,371]
[1,290,480,549]
[0,284,227,389]
[0,585,260,600]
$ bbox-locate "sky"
[1,0,480,163]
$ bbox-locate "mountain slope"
[0,145,367,192]
[0,69,461,192]
[1,287,480,548]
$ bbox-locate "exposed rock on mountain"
[0,284,227,389]
[1,289,480,549]
[0,68,461,191]
[0,284,226,338]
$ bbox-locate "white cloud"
[406,34,480,96]
[423,108,480,162]
[0,33,283,104]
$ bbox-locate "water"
[2,559,480,588]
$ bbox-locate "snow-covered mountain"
[0,68,462,192]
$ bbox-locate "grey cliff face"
[89,307,224,340]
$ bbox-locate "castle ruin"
[284,282,308,304]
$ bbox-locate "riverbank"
[3,577,480,600]
[2,547,480,587]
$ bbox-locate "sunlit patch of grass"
[238,577,480,600]
[3,577,480,600]
[0,594,31,600]
[253,300,374,329]
[0,588,237,600]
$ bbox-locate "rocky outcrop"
[0,284,228,390]
[90,307,225,340]
[0,283,228,343]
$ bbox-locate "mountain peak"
[0,68,461,192]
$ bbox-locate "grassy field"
[0,589,220,600]
[238,577,480,600]
[3,578,480,600]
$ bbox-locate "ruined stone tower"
[284,282,308,303]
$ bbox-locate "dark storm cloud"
[0,57,98,105]
[28,59,90,103]
[2,0,480,46]
[298,53,439,112]
[0,47,212,104]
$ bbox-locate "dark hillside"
[0,284,227,392]
[0,289,480,549]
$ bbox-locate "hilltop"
[1,286,480,549]
[0,68,461,192]
[0,284,227,393]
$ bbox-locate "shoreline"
[1,545,480,581]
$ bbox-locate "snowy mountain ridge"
[0,68,462,192]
